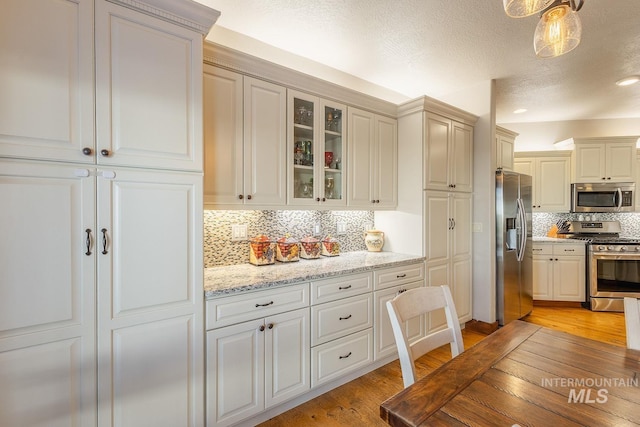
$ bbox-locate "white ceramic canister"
[364,229,384,252]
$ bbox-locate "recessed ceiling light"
[513,108,527,114]
[616,76,640,86]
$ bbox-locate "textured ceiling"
[196,0,640,124]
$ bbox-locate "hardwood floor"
[257,306,627,427]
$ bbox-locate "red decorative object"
[324,151,334,168]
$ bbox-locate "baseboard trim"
[465,319,499,334]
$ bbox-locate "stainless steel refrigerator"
[496,170,533,326]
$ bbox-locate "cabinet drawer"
[311,328,373,387]
[553,244,585,256]
[531,244,552,255]
[373,262,425,290]
[311,272,372,305]
[206,284,310,329]
[311,294,373,346]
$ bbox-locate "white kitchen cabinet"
[496,126,517,171]
[207,306,310,427]
[532,243,585,301]
[636,151,640,210]
[288,90,346,207]
[0,0,94,164]
[424,191,472,324]
[203,66,287,207]
[347,107,397,208]
[0,0,207,172]
[424,112,473,193]
[310,273,374,387]
[0,1,217,426]
[0,160,97,426]
[0,162,205,427]
[373,262,426,361]
[514,151,571,212]
[573,137,637,183]
[96,168,204,427]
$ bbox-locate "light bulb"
[534,4,582,58]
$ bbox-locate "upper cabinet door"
[375,115,398,207]
[0,0,94,163]
[605,142,636,182]
[95,0,203,171]
[423,113,451,191]
[203,66,244,206]
[347,108,375,207]
[450,122,473,193]
[243,77,287,206]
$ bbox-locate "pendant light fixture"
[505,0,585,58]
[503,0,554,18]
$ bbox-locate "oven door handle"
[615,188,623,211]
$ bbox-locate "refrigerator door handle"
[516,198,526,262]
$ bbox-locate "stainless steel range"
[559,220,640,311]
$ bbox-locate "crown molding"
[514,150,573,157]
[496,125,519,138]
[397,96,478,125]
[107,0,220,35]
[203,42,398,117]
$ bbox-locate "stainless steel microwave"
[571,182,635,213]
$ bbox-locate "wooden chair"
[624,297,640,350]
[386,285,464,388]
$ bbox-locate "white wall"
[501,118,640,152]
[440,80,497,324]
[375,112,424,256]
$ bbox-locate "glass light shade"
[534,4,582,58]
[503,0,554,18]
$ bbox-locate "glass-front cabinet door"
[288,90,345,207]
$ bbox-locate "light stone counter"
[532,236,586,244]
[204,251,425,299]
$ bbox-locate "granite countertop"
[204,251,425,299]
[532,236,586,243]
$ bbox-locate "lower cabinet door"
[374,281,425,360]
[207,319,265,427]
[265,308,310,408]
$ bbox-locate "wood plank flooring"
[257,306,628,427]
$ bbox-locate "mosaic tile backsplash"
[204,210,375,267]
[532,212,640,237]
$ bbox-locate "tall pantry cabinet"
[0,1,219,426]
[396,97,477,326]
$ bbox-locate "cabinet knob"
[316,197,320,202]
[259,325,265,332]
[247,195,252,200]
[549,258,553,261]
[602,177,606,180]
[238,194,244,200]
[322,197,326,202]
[267,323,274,329]
[82,147,93,156]
[607,177,611,180]
[100,149,110,157]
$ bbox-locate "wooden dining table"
[380,320,640,426]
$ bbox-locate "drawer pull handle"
[339,285,352,290]
[565,249,575,252]
[396,274,407,278]
[339,314,352,320]
[339,352,352,359]
[398,288,407,294]
[255,301,274,308]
